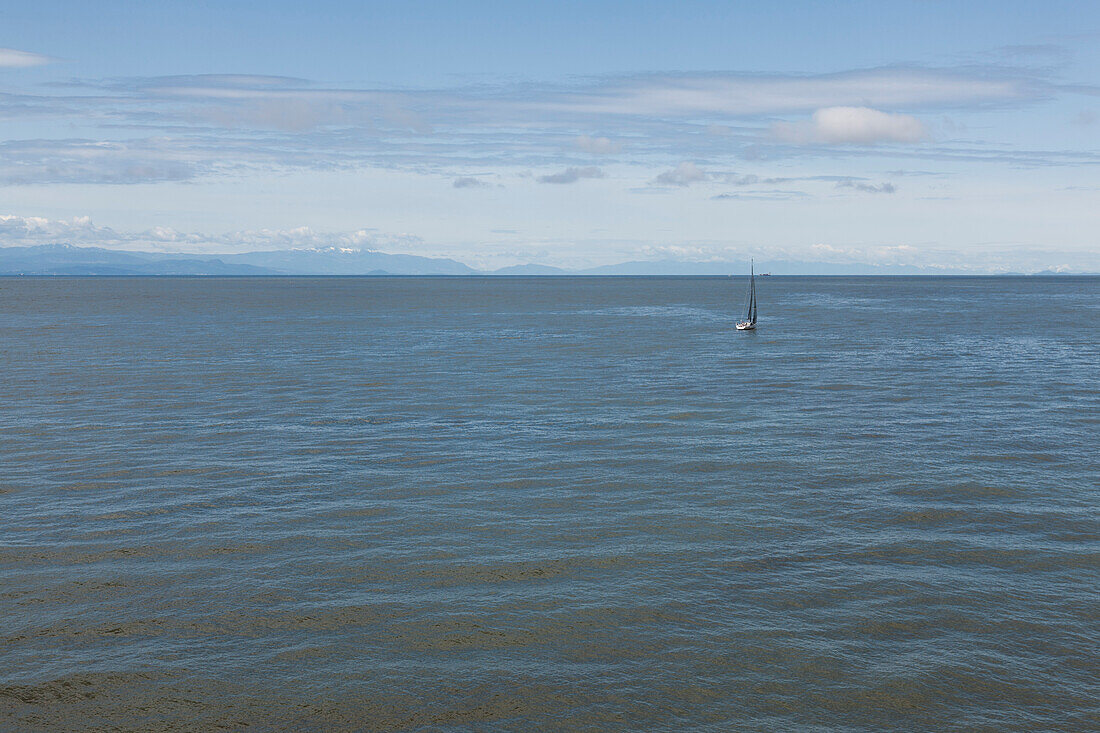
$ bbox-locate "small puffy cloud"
[718,173,798,186]
[537,166,604,184]
[0,48,52,68]
[654,162,707,186]
[453,176,489,188]
[814,107,927,144]
[836,180,897,194]
[773,107,928,145]
[573,135,621,154]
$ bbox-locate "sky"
[1,0,1098,272]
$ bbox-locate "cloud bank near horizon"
[1,213,1096,274]
[0,214,423,254]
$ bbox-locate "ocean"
[1,276,1097,731]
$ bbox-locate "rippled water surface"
[2,276,1097,731]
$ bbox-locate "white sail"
[737,259,758,330]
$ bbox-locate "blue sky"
[1,1,1098,271]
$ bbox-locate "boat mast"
[746,258,756,323]
[750,260,757,325]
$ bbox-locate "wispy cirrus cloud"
[46,73,433,133]
[531,67,1042,118]
[127,74,311,91]
[0,48,52,68]
[712,190,809,201]
[976,44,1075,72]
[47,65,1048,135]
[0,139,200,184]
[0,63,1091,189]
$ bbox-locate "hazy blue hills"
[1,244,1093,276]
[0,244,473,276]
[211,248,476,275]
[492,264,571,275]
[0,245,274,276]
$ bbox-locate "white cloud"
[574,135,621,154]
[0,139,201,185]
[638,244,731,261]
[0,214,422,253]
[537,166,604,184]
[654,161,707,186]
[60,66,1038,139]
[536,69,1035,118]
[836,180,897,193]
[718,173,796,186]
[0,214,120,243]
[453,176,489,188]
[773,107,928,145]
[0,48,52,68]
[0,63,1088,197]
[178,225,423,252]
[808,242,920,264]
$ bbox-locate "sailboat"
[735,260,758,330]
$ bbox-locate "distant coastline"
[0,244,1095,277]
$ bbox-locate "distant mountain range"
[0,244,1093,276]
[0,244,475,276]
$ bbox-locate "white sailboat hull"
[735,321,755,330]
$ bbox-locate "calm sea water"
[1,276,1097,731]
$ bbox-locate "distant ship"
[735,260,758,331]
